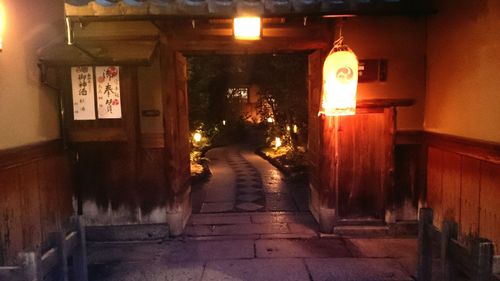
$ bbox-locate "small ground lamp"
[275,137,282,149]
[193,132,202,143]
[319,32,358,116]
[233,17,261,40]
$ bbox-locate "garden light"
[193,132,202,143]
[275,137,282,149]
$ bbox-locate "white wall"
[343,16,427,130]
[425,0,500,142]
[0,0,64,149]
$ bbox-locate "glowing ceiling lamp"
[0,3,5,51]
[319,34,358,116]
[233,17,261,40]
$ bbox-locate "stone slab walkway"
[88,146,422,281]
[89,212,419,281]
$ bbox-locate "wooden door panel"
[338,113,385,219]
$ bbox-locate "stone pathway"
[195,146,306,214]
[88,146,421,281]
[88,212,419,281]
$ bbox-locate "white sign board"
[71,66,96,120]
[96,66,122,119]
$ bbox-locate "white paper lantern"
[319,46,358,116]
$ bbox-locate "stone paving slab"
[259,233,318,240]
[305,258,413,281]
[346,238,417,258]
[189,214,252,225]
[200,202,234,213]
[88,242,164,264]
[202,258,310,281]
[251,212,315,224]
[161,240,255,262]
[89,261,205,281]
[256,239,351,258]
[185,223,290,236]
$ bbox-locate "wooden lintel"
[356,98,415,109]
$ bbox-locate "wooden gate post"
[18,252,42,281]
[417,208,433,281]
[472,239,494,281]
[53,231,69,281]
[73,216,88,281]
[441,220,458,281]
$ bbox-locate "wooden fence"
[0,217,88,281]
[417,208,495,281]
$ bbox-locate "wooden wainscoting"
[0,140,74,265]
[425,132,500,254]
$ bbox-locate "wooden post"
[18,252,42,281]
[472,239,494,281]
[441,220,458,281]
[72,217,88,281]
[417,208,433,281]
[53,231,69,281]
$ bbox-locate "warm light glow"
[0,3,5,51]
[293,125,298,133]
[267,117,274,123]
[193,132,202,143]
[286,125,291,131]
[222,120,226,125]
[275,137,282,149]
[319,50,358,116]
[234,17,261,40]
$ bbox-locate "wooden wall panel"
[479,161,500,253]
[459,156,480,244]
[18,163,42,251]
[427,147,443,228]
[0,141,73,265]
[441,151,461,222]
[0,169,23,265]
[426,133,500,254]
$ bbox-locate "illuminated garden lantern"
[319,36,358,116]
[275,137,282,149]
[193,132,202,143]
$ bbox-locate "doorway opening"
[186,53,310,215]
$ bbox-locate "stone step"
[331,225,391,237]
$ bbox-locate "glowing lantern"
[193,132,202,143]
[286,125,291,132]
[319,37,358,116]
[234,17,261,40]
[222,120,226,126]
[0,3,5,51]
[267,117,274,123]
[293,125,298,133]
[275,137,282,149]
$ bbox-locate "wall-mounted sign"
[358,59,388,83]
[96,66,122,119]
[71,66,96,120]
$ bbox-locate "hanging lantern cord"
[330,21,350,54]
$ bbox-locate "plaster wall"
[0,0,64,149]
[343,16,427,130]
[138,56,164,134]
[425,0,500,143]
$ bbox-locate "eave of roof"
[65,0,434,19]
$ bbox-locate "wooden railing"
[0,217,88,281]
[417,208,495,281]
